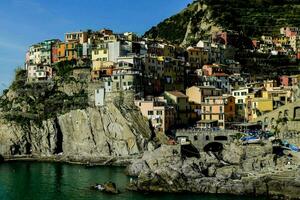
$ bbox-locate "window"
[194,135,198,141]
[114,76,118,80]
[210,106,212,112]
[220,106,223,113]
[157,111,163,115]
[241,92,247,96]
[128,82,132,86]
[103,50,107,54]
[220,114,224,120]
[238,99,243,104]
[148,111,154,116]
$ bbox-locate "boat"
[240,136,261,144]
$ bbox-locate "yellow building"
[262,89,288,106]
[91,61,114,80]
[92,43,109,61]
[144,55,165,78]
[65,42,82,61]
[164,91,190,126]
[65,31,88,44]
[245,96,273,121]
[163,58,185,91]
[163,44,176,58]
[186,47,209,68]
[186,86,222,104]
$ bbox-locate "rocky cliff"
[127,143,300,199]
[0,94,152,164]
[0,69,153,164]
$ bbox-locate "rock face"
[0,100,152,163]
[127,143,300,199]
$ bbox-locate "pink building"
[135,97,175,134]
[280,27,299,38]
[252,39,260,49]
[202,64,225,76]
[280,75,299,87]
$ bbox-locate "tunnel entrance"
[204,142,223,152]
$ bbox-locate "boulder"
[103,182,119,194]
[222,143,244,164]
[126,159,149,177]
[128,143,300,199]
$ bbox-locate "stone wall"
[175,129,237,151]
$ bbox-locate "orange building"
[56,42,67,62]
[200,96,235,129]
[51,41,63,63]
[65,42,82,61]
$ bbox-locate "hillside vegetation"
[144,0,300,45]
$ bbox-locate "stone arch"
[194,135,198,141]
[294,107,300,120]
[214,135,228,141]
[205,135,210,141]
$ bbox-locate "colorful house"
[186,86,222,104]
[164,91,190,126]
[135,97,175,134]
[186,47,209,68]
[200,96,235,129]
[27,64,53,82]
[202,64,225,76]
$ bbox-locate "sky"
[0,0,192,92]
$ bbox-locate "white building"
[95,88,105,107]
[27,64,53,82]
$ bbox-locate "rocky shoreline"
[1,140,300,199]
[2,154,142,167]
[126,143,300,199]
